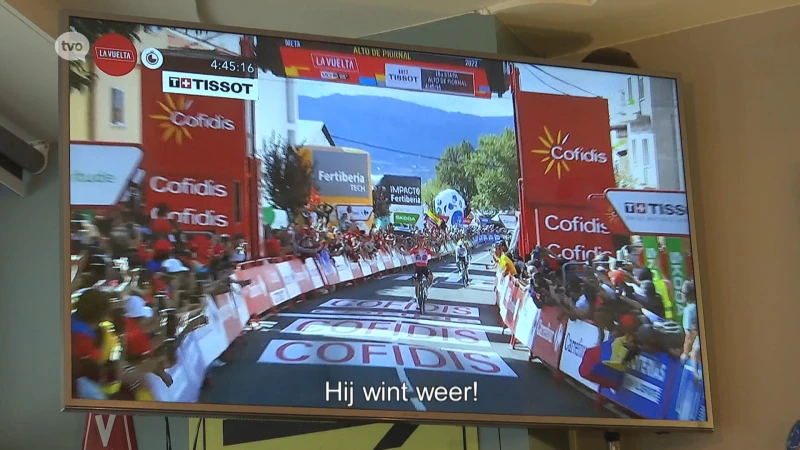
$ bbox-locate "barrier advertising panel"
[530,306,566,368]
[559,320,610,392]
[512,292,539,349]
[599,338,682,419]
[666,361,707,421]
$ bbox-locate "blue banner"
[317,249,334,274]
[598,338,681,420]
[665,360,707,421]
[469,234,501,246]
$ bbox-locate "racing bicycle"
[415,272,429,313]
[457,257,470,287]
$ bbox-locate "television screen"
[62,14,711,429]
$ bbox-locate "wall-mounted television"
[61,11,712,430]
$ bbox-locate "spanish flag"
[425,209,442,227]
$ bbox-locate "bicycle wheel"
[419,279,428,314]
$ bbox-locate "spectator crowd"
[491,241,701,383]
[69,199,509,400]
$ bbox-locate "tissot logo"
[624,202,687,216]
[531,126,608,179]
[148,94,236,145]
[605,189,690,236]
[162,70,259,100]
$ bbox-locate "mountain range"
[298,94,514,181]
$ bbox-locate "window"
[287,129,297,146]
[643,167,650,185]
[631,139,638,165]
[638,76,646,101]
[642,139,650,166]
[111,88,124,126]
[627,77,633,104]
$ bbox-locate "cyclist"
[455,239,470,285]
[409,238,434,301]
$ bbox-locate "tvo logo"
[55,31,90,61]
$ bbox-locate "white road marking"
[396,367,427,411]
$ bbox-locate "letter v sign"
[82,414,138,450]
[96,415,115,447]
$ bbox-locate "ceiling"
[2,0,799,141]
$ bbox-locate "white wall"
[256,70,295,148]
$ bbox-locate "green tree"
[421,177,448,209]
[69,19,151,92]
[614,167,638,188]
[260,136,314,223]
[372,184,391,219]
[435,141,477,202]
[466,128,520,215]
[611,140,639,188]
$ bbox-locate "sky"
[518,64,635,105]
[293,77,514,117]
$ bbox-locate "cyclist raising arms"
[409,238,434,301]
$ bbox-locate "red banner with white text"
[515,92,616,208]
[535,205,616,261]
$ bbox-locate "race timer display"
[277,39,493,98]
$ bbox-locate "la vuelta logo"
[148,94,236,145]
[531,126,608,179]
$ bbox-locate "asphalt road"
[200,247,621,419]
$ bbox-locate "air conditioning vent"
[0,121,50,196]
[0,151,23,180]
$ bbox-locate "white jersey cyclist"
[455,241,469,259]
